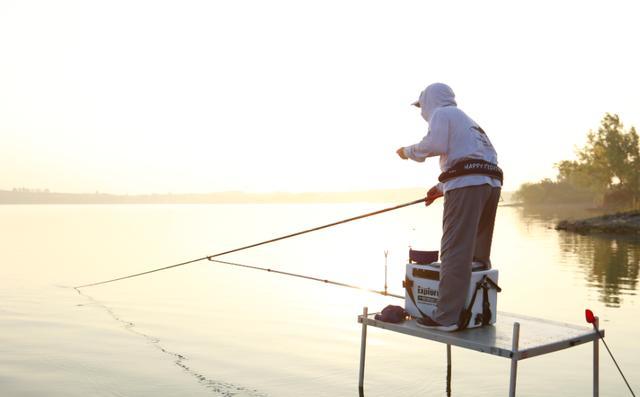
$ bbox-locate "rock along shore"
[556,210,640,234]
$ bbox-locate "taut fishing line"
[74,197,426,289]
[208,258,404,299]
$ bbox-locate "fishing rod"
[75,197,427,288]
[208,258,404,299]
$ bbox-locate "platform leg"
[509,322,520,397]
[446,344,452,396]
[593,316,599,397]
[358,307,368,395]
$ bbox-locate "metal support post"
[358,307,368,395]
[509,322,520,397]
[593,316,599,397]
[446,344,452,396]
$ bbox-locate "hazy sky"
[1,0,639,194]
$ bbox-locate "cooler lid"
[409,249,439,264]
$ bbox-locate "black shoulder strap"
[457,278,484,330]
[457,275,502,330]
[481,284,491,326]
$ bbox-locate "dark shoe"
[415,315,458,332]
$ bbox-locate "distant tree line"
[0,188,429,204]
[515,114,640,209]
[12,187,50,193]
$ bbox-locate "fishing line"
[208,258,404,299]
[600,336,636,397]
[75,197,426,289]
[73,287,266,396]
[586,309,637,396]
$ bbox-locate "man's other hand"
[425,185,444,206]
[396,147,408,160]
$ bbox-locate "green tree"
[556,114,640,207]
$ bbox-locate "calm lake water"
[1,203,638,396]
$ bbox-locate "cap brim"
[411,101,420,108]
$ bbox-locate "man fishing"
[396,82,502,331]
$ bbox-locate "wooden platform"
[357,308,604,396]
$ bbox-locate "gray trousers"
[434,184,501,326]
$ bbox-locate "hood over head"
[414,83,457,122]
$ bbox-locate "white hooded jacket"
[402,83,501,193]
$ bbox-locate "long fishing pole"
[75,197,426,288]
[208,258,404,299]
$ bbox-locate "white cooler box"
[403,250,500,329]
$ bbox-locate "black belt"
[438,159,503,184]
